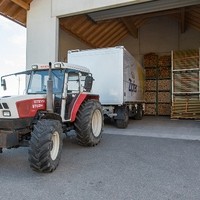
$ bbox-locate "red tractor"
[0,62,103,172]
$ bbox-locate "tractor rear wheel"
[28,119,63,173]
[75,100,103,146]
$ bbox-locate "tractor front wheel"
[75,100,103,146]
[28,119,63,173]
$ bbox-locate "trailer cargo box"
[68,46,145,128]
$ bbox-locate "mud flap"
[0,131,18,148]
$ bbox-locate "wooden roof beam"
[11,0,30,11]
[121,17,138,38]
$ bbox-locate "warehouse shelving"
[171,48,200,119]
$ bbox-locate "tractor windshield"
[27,69,65,94]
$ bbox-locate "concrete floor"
[0,116,200,200]
[104,116,200,141]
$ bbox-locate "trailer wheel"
[75,100,103,146]
[28,119,63,173]
[115,112,129,129]
[135,104,143,120]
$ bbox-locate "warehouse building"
[0,0,200,118]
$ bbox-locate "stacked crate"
[171,49,200,119]
[144,53,158,115]
[157,55,171,115]
[144,53,171,116]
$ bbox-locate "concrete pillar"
[26,0,58,68]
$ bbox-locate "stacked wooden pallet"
[157,55,171,116]
[171,100,200,119]
[158,104,171,116]
[171,49,200,119]
[144,53,158,68]
[173,72,199,93]
[144,53,158,115]
[173,49,199,69]
[144,53,171,116]
[158,55,171,79]
[158,80,171,91]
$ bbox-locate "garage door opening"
[58,4,200,119]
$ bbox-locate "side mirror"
[84,75,94,92]
[1,79,6,90]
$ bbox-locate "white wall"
[26,0,58,68]
[52,0,152,17]
[59,16,200,64]
[118,16,200,62]
[59,29,90,62]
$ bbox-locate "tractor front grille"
[0,103,9,109]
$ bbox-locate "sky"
[0,15,26,95]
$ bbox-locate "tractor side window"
[67,72,80,93]
[80,75,86,92]
[52,70,64,93]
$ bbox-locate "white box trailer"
[68,46,145,128]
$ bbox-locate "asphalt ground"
[0,116,200,200]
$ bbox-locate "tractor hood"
[0,94,46,119]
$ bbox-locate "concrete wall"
[52,0,152,17]
[119,16,200,63]
[59,16,200,64]
[26,0,58,67]
[59,29,90,62]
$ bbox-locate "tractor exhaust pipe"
[47,62,53,113]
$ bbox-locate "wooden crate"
[158,55,171,67]
[171,100,200,119]
[144,53,158,68]
[158,92,171,103]
[158,103,171,116]
[158,80,171,91]
[145,80,156,91]
[158,67,171,79]
[144,103,156,115]
[145,92,156,102]
[145,68,157,79]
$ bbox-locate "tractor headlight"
[31,65,38,70]
[3,110,11,117]
[54,63,62,68]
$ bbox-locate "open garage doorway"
[58,3,200,119]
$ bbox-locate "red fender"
[70,93,99,122]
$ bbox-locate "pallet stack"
[144,53,158,115]
[157,55,171,115]
[144,53,171,116]
[171,48,200,119]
